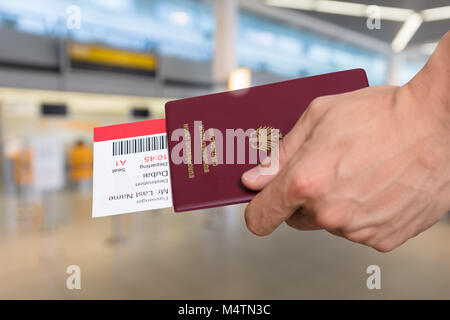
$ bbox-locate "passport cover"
[165,69,369,212]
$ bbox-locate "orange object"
[69,142,93,181]
[12,148,34,186]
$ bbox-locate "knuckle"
[286,173,318,201]
[309,97,325,109]
[307,97,328,119]
[417,146,442,171]
[343,229,375,244]
[314,209,343,230]
[371,241,397,253]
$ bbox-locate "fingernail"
[242,166,260,182]
[260,156,271,166]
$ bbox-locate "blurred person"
[12,144,33,188]
[3,140,24,193]
[242,31,450,252]
[10,141,42,223]
[69,139,93,193]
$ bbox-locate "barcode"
[113,135,167,156]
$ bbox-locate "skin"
[241,31,450,252]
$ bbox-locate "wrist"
[404,31,450,117]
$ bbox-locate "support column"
[212,0,238,91]
[387,52,402,85]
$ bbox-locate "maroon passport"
[165,69,369,212]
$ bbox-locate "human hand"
[241,33,450,252]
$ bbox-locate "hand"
[241,32,450,252]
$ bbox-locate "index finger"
[244,152,308,236]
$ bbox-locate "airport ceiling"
[262,0,450,47]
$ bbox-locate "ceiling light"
[377,6,414,21]
[266,0,414,22]
[228,67,252,91]
[422,6,450,22]
[169,11,190,26]
[315,1,366,17]
[265,0,315,11]
[420,42,438,55]
[391,13,423,53]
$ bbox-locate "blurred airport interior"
[0,0,449,299]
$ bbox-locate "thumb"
[241,130,300,191]
[241,96,330,191]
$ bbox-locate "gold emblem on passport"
[249,126,283,151]
[181,122,282,179]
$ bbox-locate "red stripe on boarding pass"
[94,119,166,142]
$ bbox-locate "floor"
[0,189,449,299]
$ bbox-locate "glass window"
[396,56,427,85]
[237,11,388,86]
[0,0,215,61]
